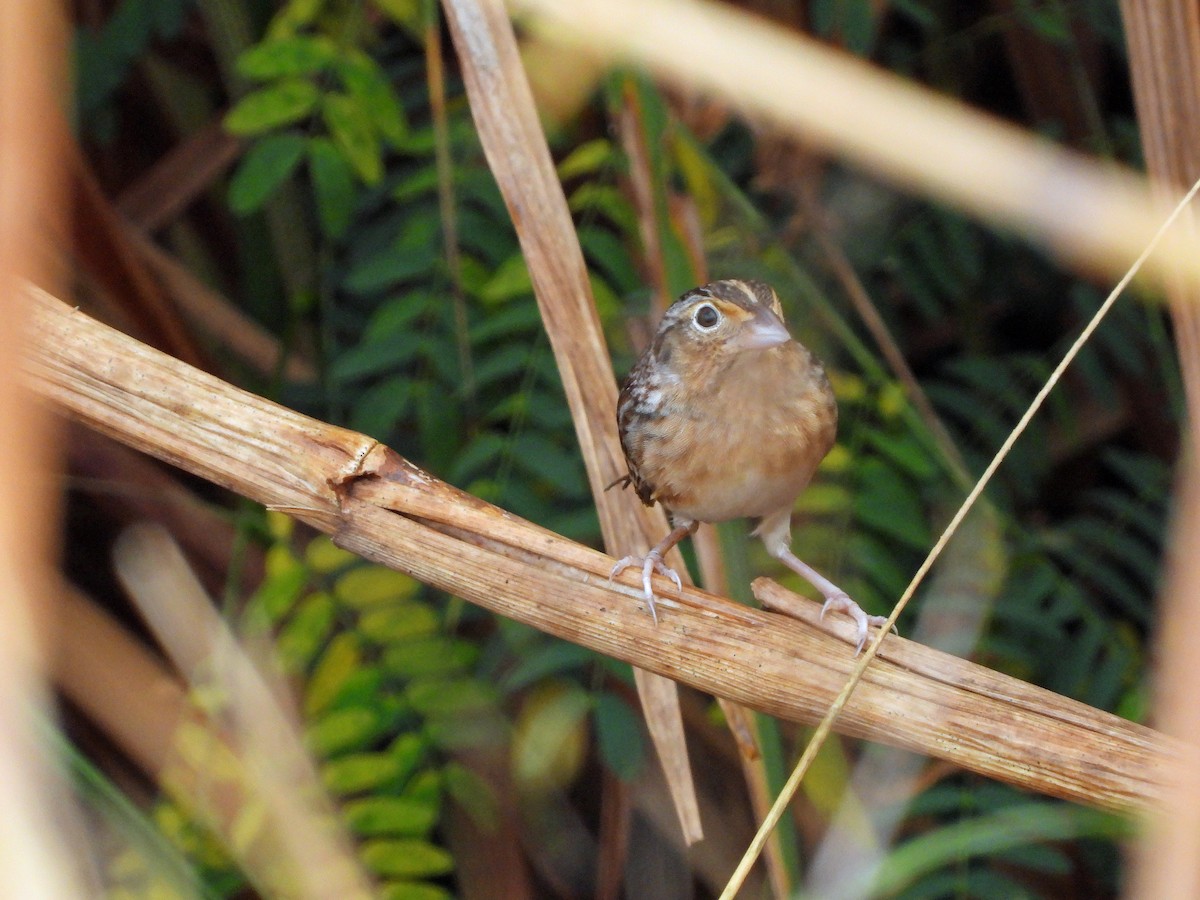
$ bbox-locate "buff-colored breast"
[636,341,836,524]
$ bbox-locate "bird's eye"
[693,304,721,330]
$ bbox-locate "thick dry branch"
[24,285,1172,814]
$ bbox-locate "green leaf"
[442,762,499,830]
[344,250,433,295]
[236,36,337,80]
[507,434,585,496]
[870,803,1128,896]
[499,640,594,692]
[306,707,384,757]
[266,0,329,38]
[406,678,498,716]
[379,883,453,900]
[305,632,363,716]
[100,0,155,66]
[556,138,612,180]
[276,592,336,671]
[512,683,590,792]
[321,752,403,795]
[424,712,505,752]
[578,226,637,294]
[478,253,533,305]
[467,344,533,391]
[361,839,454,878]
[860,428,938,481]
[334,566,420,608]
[566,183,635,231]
[329,333,421,383]
[382,637,478,679]
[593,691,645,780]
[304,535,358,574]
[322,92,382,184]
[365,293,433,340]
[224,80,319,135]
[841,0,877,55]
[359,602,440,643]
[372,0,424,35]
[468,301,543,344]
[854,458,931,550]
[343,796,439,838]
[249,556,310,622]
[308,137,357,238]
[390,734,430,787]
[323,667,386,712]
[227,132,307,214]
[1015,0,1071,44]
[349,376,412,438]
[335,51,407,146]
[403,769,443,803]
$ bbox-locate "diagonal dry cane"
[441,0,706,842]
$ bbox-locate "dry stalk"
[1120,2,1200,896]
[441,0,704,841]
[0,1,90,894]
[22,284,1176,816]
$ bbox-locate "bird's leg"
[755,510,891,654]
[609,519,698,624]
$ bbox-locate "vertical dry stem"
[0,1,88,894]
[441,0,703,842]
[1120,3,1200,897]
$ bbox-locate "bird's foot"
[820,593,893,655]
[609,549,682,624]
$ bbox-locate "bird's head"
[652,279,791,366]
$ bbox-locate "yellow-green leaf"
[306,707,383,757]
[361,840,454,879]
[335,51,407,146]
[379,882,453,900]
[335,566,419,608]
[305,632,362,716]
[266,510,293,540]
[382,637,477,678]
[276,591,335,670]
[237,35,336,80]
[556,138,612,181]
[321,752,403,795]
[322,92,382,184]
[343,796,439,837]
[252,554,310,622]
[359,602,439,644]
[372,0,423,35]
[224,79,319,135]
[304,534,357,573]
[405,677,497,716]
[511,681,590,793]
[389,733,429,787]
[442,762,498,830]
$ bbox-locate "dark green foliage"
[74,0,192,138]
[75,0,1172,896]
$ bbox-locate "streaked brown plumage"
[612,279,888,652]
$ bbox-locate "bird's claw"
[609,549,681,624]
[820,593,894,655]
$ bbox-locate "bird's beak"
[730,304,790,351]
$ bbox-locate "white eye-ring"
[693,303,721,331]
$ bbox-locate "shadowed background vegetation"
[61,0,1177,896]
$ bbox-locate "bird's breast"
[642,345,837,523]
